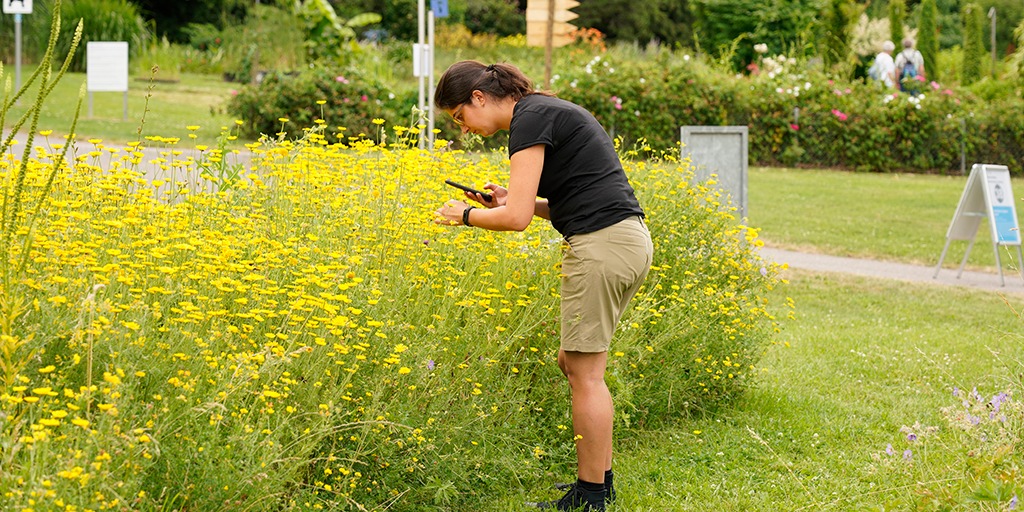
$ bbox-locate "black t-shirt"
[507,94,644,238]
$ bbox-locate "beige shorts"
[560,216,653,353]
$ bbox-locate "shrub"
[547,47,1024,174]
[227,65,415,140]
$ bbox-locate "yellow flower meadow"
[0,121,788,511]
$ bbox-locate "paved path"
[759,246,1024,295]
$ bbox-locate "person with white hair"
[868,40,897,88]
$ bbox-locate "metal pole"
[960,118,966,175]
[418,0,426,148]
[544,0,554,89]
[988,8,996,78]
[428,10,435,147]
[14,13,23,91]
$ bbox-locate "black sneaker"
[527,482,606,511]
[554,481,615,504]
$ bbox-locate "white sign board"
[2,0,32,15]
[86,42,129,92]
[934,163,1023,285]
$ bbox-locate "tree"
[131,0,250,43]
[961,2,985,84]
[692,0,822,70]
[822,0,856,69]
[575,0,691,45]
[888,0,906,49]
[918,0,939,79]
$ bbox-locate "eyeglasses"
[451,104,466,126]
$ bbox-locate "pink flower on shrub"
[831,109,848,121]
[790,123,800,131]
[931,81,941,90]
[361,95,368,102]
[335,75,349,84]
[942,89,953,95]
[610,95,623,110]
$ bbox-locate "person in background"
[893,38,926,92]
[433,60,653,512]
[869,40,897,88]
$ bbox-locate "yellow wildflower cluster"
[0,125,789,510]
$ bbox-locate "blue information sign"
[430,0,449,17]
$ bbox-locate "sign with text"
[2,0,32,15]
[86,42,129,92]
[430,0,449,18]
[934,163,1023,285]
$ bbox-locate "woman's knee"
[559,351,608,387]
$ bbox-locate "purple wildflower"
[427,359,435,371]
[903,449,912,461]
[1009,494,1017,509]
[906,433,917,442]
[885,444,894,456]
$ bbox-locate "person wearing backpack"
[893,38,925,93]
[868,40,897,88]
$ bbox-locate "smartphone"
[445,179,493,202]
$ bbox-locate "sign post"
[526,0,580,88]
[934,163,1024,285]
[86,41,130,120]
[415,0,447,148]
[3,0,33,92]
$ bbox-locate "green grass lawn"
[4,67,238,146]
[607,271,1022,511]
[749,166,1024,273]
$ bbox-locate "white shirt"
[874,52,896,88]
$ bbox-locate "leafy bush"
[226,65,415,140]
[550,47,1024,173]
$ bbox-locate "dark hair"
[433,60,550,110]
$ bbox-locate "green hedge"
[552,52,1024,174]
[227,50,1024,174]
[227,65,415,141]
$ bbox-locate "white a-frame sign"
[934,164,1023,285]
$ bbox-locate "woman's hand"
[435,200,470,226]
[476,183,507,208]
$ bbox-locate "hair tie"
[485,64,496,73]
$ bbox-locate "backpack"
[898,53,918,91]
